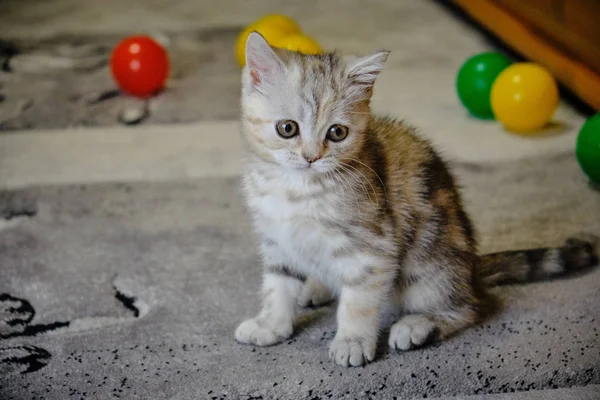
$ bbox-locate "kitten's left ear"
[245,32,284,87]
[346,50,390,87]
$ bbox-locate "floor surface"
[1,1,599,399]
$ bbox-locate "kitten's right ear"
[245,32,283,87]
[346,50,390,88]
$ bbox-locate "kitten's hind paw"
[234,318,292,347]
[388,314,438,351]
[328,336,376,367]
[298,278,334,308]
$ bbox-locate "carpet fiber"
[1,147,599,399]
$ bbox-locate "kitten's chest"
[245,172,351,268]
[245,171,342,220]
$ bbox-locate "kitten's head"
[240,32,389,174]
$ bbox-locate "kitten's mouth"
[288,163,316,172]
[286,159,329,173]
[288,161,312,170]
[294,163,330,175]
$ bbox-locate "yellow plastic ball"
[235,14,302,67]
[254,14,301,36]
[490,63,559,133]
[235,25,256,67]
[272,34,322,55]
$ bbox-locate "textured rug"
[0,28,242,131]
[1,0,599,398]
[1,145,599,399]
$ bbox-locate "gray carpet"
[0,28,242,131]
[1,148,600,399]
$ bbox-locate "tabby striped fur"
[234,32,598,367]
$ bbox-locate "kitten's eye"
[276,120,299,139]
[327,125,349,142]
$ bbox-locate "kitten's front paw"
[234,318,292,347]
[328,336,376,367]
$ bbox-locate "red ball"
[110,35,170,98]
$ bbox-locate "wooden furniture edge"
[452,0,600,111]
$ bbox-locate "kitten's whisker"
[332,169,360,212]
[337,163,374,206]
[331,168,362,217]
[340,161,380,206]
[347,156,388,197]
[340,96,371,107]
[344,111,370,115]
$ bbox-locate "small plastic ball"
[235,14,302,67]
[491,63,559,133]
[576,113,600,184]
[254,14,301,35]
[456,52,512,119]
[272,34,322,55]
[110,35,169,98]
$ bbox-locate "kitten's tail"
[478,235,599,287]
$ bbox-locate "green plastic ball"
[576,113,600,184]
[456,52,512,119]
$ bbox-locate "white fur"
[297,277,334,307]
[235,274,302,346]
[542,249,563,275]
[399,265,454,313]
[389,314,437,351]
[245,168,396,290]
[237,33,394,367]
[328,283,391,367]
[240,36,381,175]
[239,160,397,366]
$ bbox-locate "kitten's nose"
[303,154,321,164]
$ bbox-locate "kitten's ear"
[245,32,284,87]
[346,50,390,87]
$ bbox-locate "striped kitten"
[234,32,598,367]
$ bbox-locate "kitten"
[234,32,598,367]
